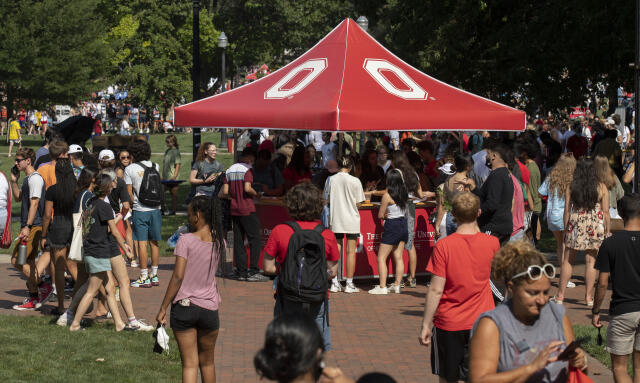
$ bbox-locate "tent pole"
[233,129,238,162]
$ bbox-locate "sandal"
[550,296,563,305]
[586,301,594,307]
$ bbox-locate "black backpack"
[136,162,163,207]
[278,222,329,306]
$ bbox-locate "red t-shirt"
[282,167,312,186]
[516,160,530,186]
[426,232,499,331]
[224,163,255,216]
[264,221,340,265]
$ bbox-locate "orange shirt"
[37,162,57,189]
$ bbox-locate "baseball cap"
[98,149,115,161]
[68,144,83,154]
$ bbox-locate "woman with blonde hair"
[538,154,576,275]
[594,155,624,219]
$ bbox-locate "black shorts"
[381,217,408,245]
[430,327,470,382]
[170,302,220,332]
[334,233,358,240]
[47,218,74,249]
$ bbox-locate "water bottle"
[17,240,28,265]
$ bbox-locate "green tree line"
[0,0,633,115]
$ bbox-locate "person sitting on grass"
[156,196,225,383]
[69,174,133,331]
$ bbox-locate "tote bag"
[68,191,89,262]
[0,171,12,249]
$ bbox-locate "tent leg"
[233,129,238,162]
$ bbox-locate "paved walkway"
[0,252,613,382]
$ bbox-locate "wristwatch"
[27,224,33,229]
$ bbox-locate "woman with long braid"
[156,196,225,383]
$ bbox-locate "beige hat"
[98,149,115,161]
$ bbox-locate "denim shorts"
[131,209,162,241]
[84,255,112,274]
[381,217,408,245]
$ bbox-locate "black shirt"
[473,167,513,236]
[595,231,640,316]
[82,199,116,259]
[45,184,73,221]
[108,177,131,213]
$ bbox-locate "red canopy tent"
[175,18,525,132]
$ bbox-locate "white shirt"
[310,131,324,151]
[321,142,336,166]
[124,161,161,211]
[0,173,9,211]
[328,172,365,234]
[259,129,270,144]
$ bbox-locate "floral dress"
[564,203,605,251]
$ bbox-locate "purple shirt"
[173,233,221,311]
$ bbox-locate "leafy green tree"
[0,0,110,113]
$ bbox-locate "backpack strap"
[285,221,302,233]
[313,224,325,234]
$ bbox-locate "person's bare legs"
[110,256,135,319]
[170,185,178,213]
[8,140,13,157]
[52,247,69,312]
[408,245,417,279]
[556,248,576,302]
[197,329,219,383]
[11,256,39,295]
[612,354,632,383]
[345,238,357,279]
[552,231,564,264]
[633,350,640,383]
[376,244,394,288]
[585,249,598,303]
[175,329,199,383]
[150,240,159,269]
[138,240,149,274]
[70,272,125,331]
[390,243,405,288]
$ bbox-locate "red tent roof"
[175,19,525,132]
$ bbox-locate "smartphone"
[557,336,588,360]
[11,165,19,177]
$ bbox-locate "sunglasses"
[120,156,131,160]
[14,158,25,163]
[511,263,556,281]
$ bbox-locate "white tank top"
[386,203,405,219]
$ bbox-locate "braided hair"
[189,195,226,277]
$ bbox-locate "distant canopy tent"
[175,18,525,132]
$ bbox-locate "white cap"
[68,144,83,154]
[98,149,115,161]
[606,118,615,125]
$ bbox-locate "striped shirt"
[224,162,255,216]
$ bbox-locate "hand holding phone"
[557,337,588,361]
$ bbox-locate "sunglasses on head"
[511,263,556,281]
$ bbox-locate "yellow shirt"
[9,120,20,140]
[35,112,41,126]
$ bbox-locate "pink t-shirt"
[173,233,221,311]
[510,174,525,236]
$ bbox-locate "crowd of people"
[3,106,640,382]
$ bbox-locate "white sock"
[332,277,339,285]
[141,269,148,279]
[128,316,137,324]
[151,266,158,277]
[346,278,353,285]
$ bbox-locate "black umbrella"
[53,116,95,145]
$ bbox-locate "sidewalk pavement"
[0,253,613,382]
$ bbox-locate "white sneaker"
[130,260,139,268]
[56,310,74,326]
[344,284,360,293]
[368,286,388,295]
[567,281,576,288]
[389,284,401,294]
[329,283,343,293]
[128,319,154,332]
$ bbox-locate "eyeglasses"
[14,158,25,163]
[511,264,556,281]
[120,156,131,160]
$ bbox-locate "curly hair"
[548,155,576,198]
[492,241,548,285]
[127,139,151,162]
[570,159,599,210]
[283,181,324,221]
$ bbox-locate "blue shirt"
[538,178,565,231]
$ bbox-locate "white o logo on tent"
[363,58,428,100]
[264,58,328,99]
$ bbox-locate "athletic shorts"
[381,217,408,245]
[430,326,470,382]
[131,209,162,241]
[607,311,640,355]
[170,302,220,332]
[334,233,358,240]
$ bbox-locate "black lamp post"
[192,0,201,162]
[219,32,229,149]
[356,16,369,152]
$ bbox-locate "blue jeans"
[445,212,457,235]
[274,294,331,350]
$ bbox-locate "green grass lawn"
[0,132,234,256]
[0,315,183,382]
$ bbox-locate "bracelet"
[592,309,600,315]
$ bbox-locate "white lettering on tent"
[363,59,428,100]
[264,59,327,99]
